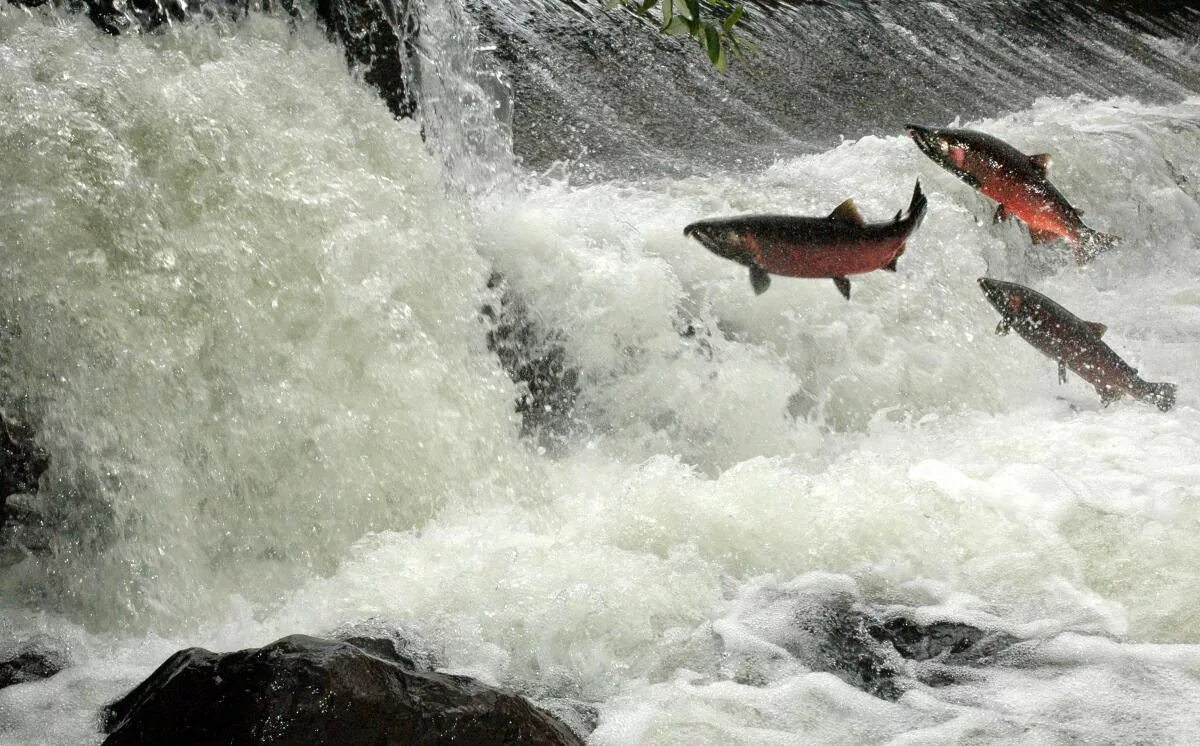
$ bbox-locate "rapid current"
[2,0,1200,743]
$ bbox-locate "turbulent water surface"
[2,0,1200,743]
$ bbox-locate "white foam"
[2,9,1200,744]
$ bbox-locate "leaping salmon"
[683,180,927,299]
[907,125,1118,264]
[978,278,1175,411]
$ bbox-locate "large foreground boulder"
[101,634,583,745]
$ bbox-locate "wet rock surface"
[316,0,417,119]
[482,273,580,453]
[0,415,47,512]
[719,576,1023,701]
[101,634,584,746]
[0,646,66,689]
[868,616,1018,666]
[0,414,50,565]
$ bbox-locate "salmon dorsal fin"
[828,199,865,226]
[1086,321,1107,338]
[1029,153,1051,175]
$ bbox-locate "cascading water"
[2,1,1200,744]
[406,0,515,199]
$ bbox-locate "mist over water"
[2,1,1200,743]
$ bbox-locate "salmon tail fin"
[1142,381,1177,412]
[907,179,928,230]
[1075,227,1121,264]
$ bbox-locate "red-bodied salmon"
[978,278,1175,411]
[907,125,1118,264]
[683,181,927,299]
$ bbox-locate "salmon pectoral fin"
[1057,360,1067,384]
[883,257,898,272]
[1028,226,1061,245]
[750,265,771,295]
[1143,382,1177,412]
[993,204,1008,224]
[833,276,851,300]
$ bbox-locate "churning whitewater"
[2,3,1200,744]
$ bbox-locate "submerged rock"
[718,575,1022,701]
[868,616,1018,666]
[0,646,66,689]
[100,634,583,745]
[482,273,580,453]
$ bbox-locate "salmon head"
[978,277,1028,333]
[683,219,755,268]
[906,124,973,185]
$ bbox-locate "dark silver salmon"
[978,278,1175,411]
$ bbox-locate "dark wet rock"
[0,646,66,689]
[779,592,906,701]
[0,415,47,508]
[329,616,440,672]
[868,616,1019,665]
[316,0,418,119]
[482,273,580,453]
[719,578,1021,701]
[0,414,50,556]
[101,634,584,746]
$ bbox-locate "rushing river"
[2,1,1200,743]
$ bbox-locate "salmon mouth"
[684,221,728,254]
[684,220,755,267]
[907,124,956,167]
[977,277,1009,312]
[905,124,942,158]
[683,221,718,249]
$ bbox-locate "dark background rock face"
[316,0,418,119]
[101,634,584,746]
[469,0,1200,179]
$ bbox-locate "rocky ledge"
[100,634,584,745]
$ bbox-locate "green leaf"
[603,0,624,10]
[684,0,701,30]
[704,25,721,65]
[661,0,672,23]
[663,15,691,35]
[722,3,744,32]
[638,0,657,14]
